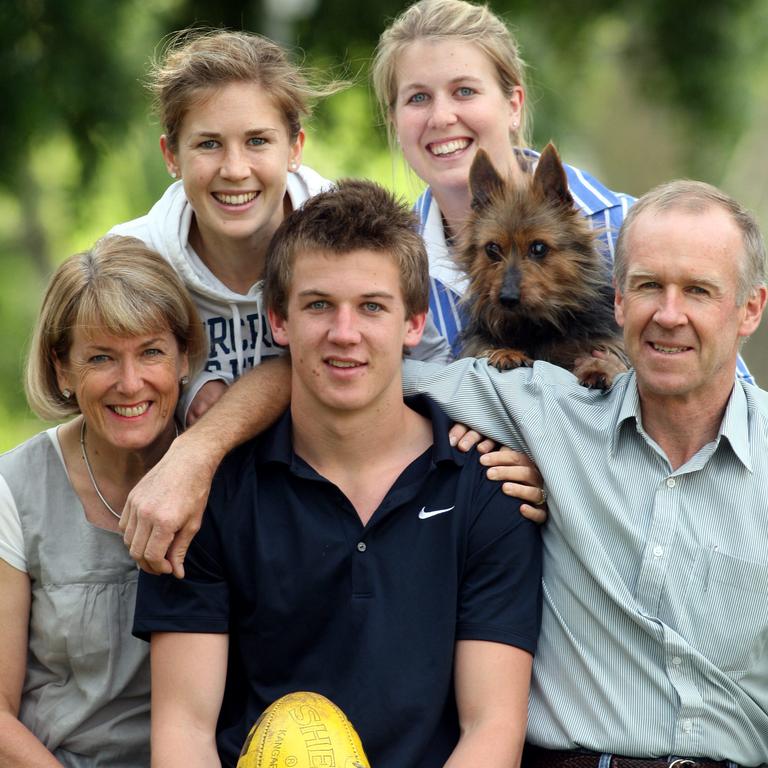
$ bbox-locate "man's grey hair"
[614,179,766,305]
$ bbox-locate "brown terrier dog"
[457,142,626,388]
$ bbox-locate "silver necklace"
[79,419,178,520]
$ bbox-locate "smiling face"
[268,249,426,417]
[161,80,304,263]
[615,205,766,409]
[55,327,188,453]
[392,39,522,202]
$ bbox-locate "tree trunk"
[18,170,51,279]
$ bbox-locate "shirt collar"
[610,370,753,471]
[609,370,641,456]
[409,394,469,467]
[254,408,294,467]
[718,381,752,471]
[254,395,466,471]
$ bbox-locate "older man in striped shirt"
[403,179,768,767]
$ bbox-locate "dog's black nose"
[499,267,521,307]
[500,291,520,307]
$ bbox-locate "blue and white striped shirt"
[403,357,768,766]
[414,149,755,383]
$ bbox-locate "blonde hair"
[372,0,530,146]
[149,28,346,149]
[25,236,207,421]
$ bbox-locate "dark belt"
[522,745,733,768]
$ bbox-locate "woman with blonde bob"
[0,236,206,767]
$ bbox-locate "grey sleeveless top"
[0,430,150,767]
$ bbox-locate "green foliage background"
[2,0,768,450]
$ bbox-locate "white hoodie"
[110,166,450,420]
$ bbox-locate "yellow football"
[237,691,371,768]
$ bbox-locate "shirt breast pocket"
[685,548,768,674]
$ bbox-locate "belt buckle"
[668,760,698,768]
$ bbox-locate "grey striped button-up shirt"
[403,358,768,766]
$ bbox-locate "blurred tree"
[3,0,761,274]
[632,0,754,125]
[292,0,762,172]
[0,0,168,275]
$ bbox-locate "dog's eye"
[484,242,503,262]
[528,241,549,260]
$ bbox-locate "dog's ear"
[532,142,573,208]
[469,149,505,211]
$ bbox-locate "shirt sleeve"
[456,472,542,654]
[402,358,536,449]
[178,369,232,426]
[133,508,230,640]
[408,310,454,364]
[0,474,27,572]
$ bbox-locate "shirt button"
[356,542,367,552]
[653,545,664,557]
[666,478,676,488]
[682,719,692,733]
[672,656,682,666]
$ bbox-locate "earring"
[289,162,298,171]
[170,170,178,179]
[512,121,518,130]
[180,375,189,386]
[61,388,72,399]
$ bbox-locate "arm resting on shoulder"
[443,639,533,768]
[150,632,228,768]
[121,356,291,577]
[402,358,527,449]
[0,560,64,767]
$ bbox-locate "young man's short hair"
[264,179,429,319]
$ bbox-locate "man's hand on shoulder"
[448,422,497,454]
[450,424,548,525]
[480,447,548,525]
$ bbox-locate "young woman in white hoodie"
[110,30,452,425]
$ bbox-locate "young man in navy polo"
[134,180,542,768]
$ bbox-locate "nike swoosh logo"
[418,506,455,519]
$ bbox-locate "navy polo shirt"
[134,396,542,768]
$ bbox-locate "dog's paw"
[572,356,616,390]
[485,348,533,371]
